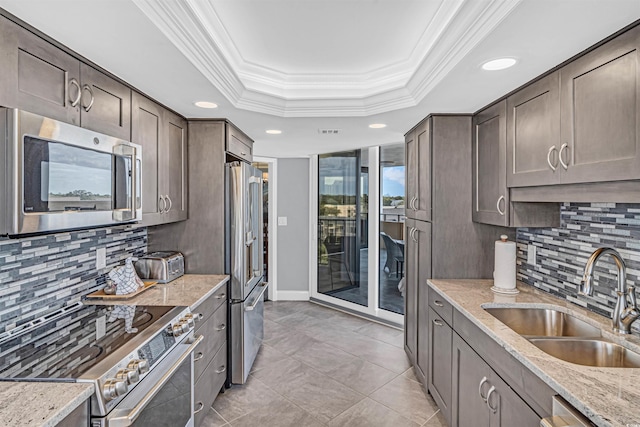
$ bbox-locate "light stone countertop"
[428,279,640,427]
[84,274,230,309]
[0,382,93,427]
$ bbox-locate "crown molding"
[133,0,521,117]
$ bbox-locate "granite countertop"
[428,279,640,427]
[0,382,93,427]
[84,274,229,308]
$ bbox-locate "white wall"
[275,158,310,300]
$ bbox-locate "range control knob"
[179,319,190,333]
[171,323,184,337]
[103,378,128,401]
[116,368,140,384]
[127,359,149,375]
[183,316,195,328]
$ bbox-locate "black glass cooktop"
[0,304,174,380]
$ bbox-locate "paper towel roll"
[494,235,516,291]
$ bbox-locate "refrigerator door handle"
[245,283,268,312]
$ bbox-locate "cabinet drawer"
[428,287,453,325]
[194,302,227,382]
[194,342,227,427]
[226,124,253,162]
[193,284,228,328]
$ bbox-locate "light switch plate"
[96,247,107,270]
[278,216,288,226]
[527,244,537,266]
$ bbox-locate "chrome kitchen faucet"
[579,247,640,334]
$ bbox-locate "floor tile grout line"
[210,406,230,425]
[422,408,441,426]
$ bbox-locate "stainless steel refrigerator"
[226,161,267,384]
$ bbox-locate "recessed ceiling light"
[194,101,218,109]
[481,58,517,71]
[266,129,282,135]
[369,123,387,129]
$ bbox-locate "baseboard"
[275,290,310,301]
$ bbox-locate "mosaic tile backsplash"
[0,226,146,335]
[517,203,640,335]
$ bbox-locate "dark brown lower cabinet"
[451,333,540,427]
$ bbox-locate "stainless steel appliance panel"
[0,108,142,236]
[135,251,185,283]
[100,334,202,427]
[227,162,264,301]
[231,282,267,384]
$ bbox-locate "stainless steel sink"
[484,307,601,337]
[529,338,640,368]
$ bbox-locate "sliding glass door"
[317,150,368,306]
[313,146,403,325]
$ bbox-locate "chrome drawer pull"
[194,352,204,362]
[434,300,444,307]
[433,319,444,327]
[215,365,226,374]
[478,376,489,402]
[215,324,226,331]
[193,402,204,414]
[215,293,226,299]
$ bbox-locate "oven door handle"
[108,334,204,427]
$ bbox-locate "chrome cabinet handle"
[193,352,204,362]
[559,143,569,170]
[411,227,418,243]
[478,376,489,402]
[193,402,204,414]
[215,293,226,299]
[215,365,226,374]
[81,84,95,112]
[158,196,166,213]
[215,324,226,331]
[433,319,444,327]
[165,195,173,212]
[486,386,498,413]
[547,145,557,171]
[434,300,444,307]
[496,195,505,216]
[413,196,418,211]
[69,78,81,107]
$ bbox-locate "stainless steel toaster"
[134,251,185,283]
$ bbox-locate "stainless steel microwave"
[0,109,142,236]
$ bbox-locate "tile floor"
[201,301,446,427]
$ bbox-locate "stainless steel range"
[0,303,201,427]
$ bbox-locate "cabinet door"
[507,72,561,187]
[226,123,253,163]
[472,101,508,226]
[405,130,417,220]
[415,221,432,383]
[0,20,81,125]
[132,92,164,225]
[404,219,418,364]
[452,333,491,427]
[560,25,640,184]
[406,121,431,221]
[79,63,131,140]
[489,372,540,427]
[163,110,188,222]
[428,307,452,424]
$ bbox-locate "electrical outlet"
[96,315,106,340]
[278,216,288,226]
[527,244,537,266]
[96,248,107,270]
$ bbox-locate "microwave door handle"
[107,335,204,427]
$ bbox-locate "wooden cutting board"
[85,281,158,299]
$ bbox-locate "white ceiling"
[1,0,639,158]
